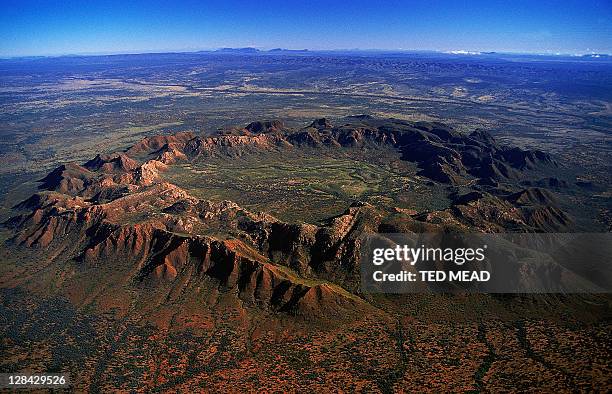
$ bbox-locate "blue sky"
[1,0,610,57]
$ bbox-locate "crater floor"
[161,147,451,223]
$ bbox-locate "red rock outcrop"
[4,117,572,319]
[126,131,196,156]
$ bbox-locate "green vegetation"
[162,147,451,223]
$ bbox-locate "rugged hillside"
[3,117,574,311]
[139,116,556,186]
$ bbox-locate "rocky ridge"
[3,117,572,317]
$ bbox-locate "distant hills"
[212,47,310,54]
[3,47,610,61]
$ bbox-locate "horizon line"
[1,47,610,60]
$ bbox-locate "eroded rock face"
[84,153,139,173]
[125,117,554,186]
[3,117,570,319]
[38,163,94,195]
[126,131,196,156]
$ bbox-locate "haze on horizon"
[0,0,611,57]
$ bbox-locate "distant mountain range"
[3,47,610,61]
